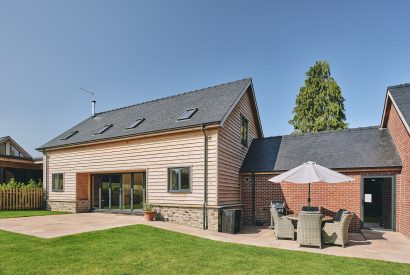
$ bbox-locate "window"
[94,124,113,135]
[125,118,145,130]
[178,108,198,120]
[10,145,22,157]
[168,167,191,192]
[0,142,5,155]
[60,131,78,140]
[52,173,64,192]
[240,115,249,146]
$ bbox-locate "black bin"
[221,209,241,234]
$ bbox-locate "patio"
[0,213,409,264]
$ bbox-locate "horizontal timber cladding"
[44,128,218,206]
[241,170,399,232]
[384,99,410,238]
[218,88,260,205]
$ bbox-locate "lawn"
[0,210,67,219]
[0,225,408,274]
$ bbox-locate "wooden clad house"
[37,79,263,231]
[0,136,42,183]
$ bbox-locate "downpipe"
[201,124,208,230]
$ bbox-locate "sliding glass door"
[122,174,132,210]
[91,172,145,211]
[133,173,145,209]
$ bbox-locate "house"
[37,78,263,231]
[0,136,43,183]
[38,79,410,238]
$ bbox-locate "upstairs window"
[52,173,64,192]
[168,167,191,192]
[0,142,5,155]
[10,145,23,157]
[94,124,113,135]
[126,118,145,130]
[240,115,249,146]
[61,131,78,140]
[178,108,198,120]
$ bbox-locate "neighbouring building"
[0,136,42,183]
[38,79,410,238]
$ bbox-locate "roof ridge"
[258,126,381,140]
[388,83,410,90]
[95,78,252,116]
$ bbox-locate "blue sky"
[1,1,410,157]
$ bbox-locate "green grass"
[0,210,67,219]
[0,225,408,274]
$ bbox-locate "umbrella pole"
[308,182,311,211]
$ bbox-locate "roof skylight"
[125,118,145,130]
[94,124,113,135]
[60,131,78,140]
[178,108,198,120]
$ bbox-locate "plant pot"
[143,210,157,221]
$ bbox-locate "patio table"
[286,214,334,223]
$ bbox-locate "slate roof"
[38,78,256,150]
[241,126,402,173]
[388,83,410,128]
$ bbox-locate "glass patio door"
[101,175,110,209]
[91,172,145,211]
[122,174,132,210]
[133,173,145,209]
[110,175,121,209]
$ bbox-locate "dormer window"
[178,108,198,121]
[60,131,78,140]
[94,124,113,135]
[126,118,145,130]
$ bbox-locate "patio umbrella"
[268,161,354,210]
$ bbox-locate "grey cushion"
[335,209,347,221]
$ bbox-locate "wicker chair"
[322,212,353,247]
[271,209,295,240]
[297,211,322,248]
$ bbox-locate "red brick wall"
[241,171,399,232]
[384,101,410,238]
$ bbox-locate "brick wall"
[384,101,410,238]
[241,171,399,232]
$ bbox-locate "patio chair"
[297,211,322,248]
[271,209,295,240]
[322,212,353,247]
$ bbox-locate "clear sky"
[1,1,410,157]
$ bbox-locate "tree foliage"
[289,61,348,133]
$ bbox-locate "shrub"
[0,178,42,190]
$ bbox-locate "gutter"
[37,123,220,152]
[201,124,208,230]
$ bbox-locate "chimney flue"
[92,100,96,117]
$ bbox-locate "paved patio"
[0,213,409,264]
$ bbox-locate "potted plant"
[143,203,157,221]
